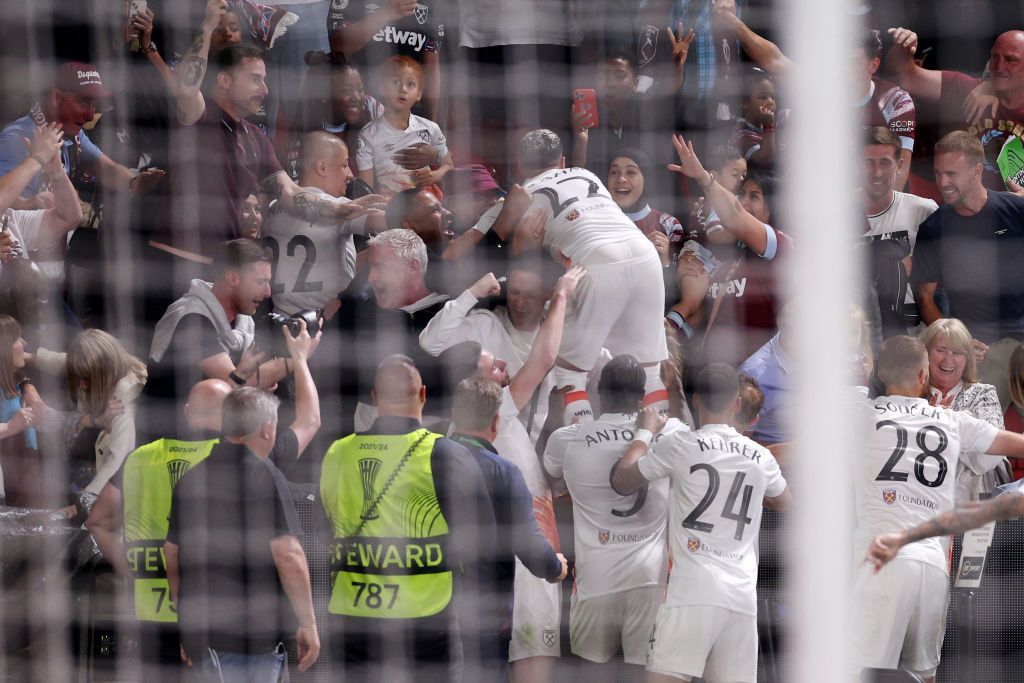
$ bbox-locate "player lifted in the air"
[491,129,670,423]
[848,335,1024,682]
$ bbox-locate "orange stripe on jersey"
[564,391,589,405]
[532,494,561,552]
[643,389,670,406]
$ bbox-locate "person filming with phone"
[143,239,321,440]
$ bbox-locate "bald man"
[319,354,498,682]
[888,27,1024,191]
[265,130,385,317]
[86,378,232,683]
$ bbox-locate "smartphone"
[127,0,147,50]
[573,88,599,130]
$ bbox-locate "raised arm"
[866,493,1024,572]
[610,407,666,495]
[418,273,498,355]
[328,0,417,56]
[176,0,228,125]
[38,147,84,245]
[508,265,585,409]
[668,134,769,256]
[0,123,63,214]
[885,27,942,102]
[283,321,322,457]
[129,8,180,96]
[712,0,794,78]
[271,173,379,224]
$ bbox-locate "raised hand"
[636,405,667,434]
[963,78,999,126]
[887,27,919,59]
[25,123,64,170]
[387,0,418,20]
[202,0,229,31]
[668,22,696,67]
[667,134,710,182]
[554,264,586,300]
[468,272,501,299]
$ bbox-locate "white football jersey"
[639,423,786,615]
[545,413,685,600]
[522,167,641,264]
[263,187,364,315]
[852,394,999,574]
[356,114,448,197]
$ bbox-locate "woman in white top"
[921,318,1007,501]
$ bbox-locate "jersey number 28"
[874,420,949,488]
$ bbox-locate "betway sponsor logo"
[373,26,427,51]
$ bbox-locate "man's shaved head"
[989,31,1024,96]
[301,130,347,173]
[373,354,424,414]
[184,379,233,431]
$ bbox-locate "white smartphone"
[129,0,148,16]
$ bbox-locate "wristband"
[634,429,655,446]
[142,41,158,54]
[229,371,246,385]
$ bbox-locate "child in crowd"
[607,147,685,266]
[735,372,765,436]
[241,194,262,239]
[357,55,453,198]
[730,67,778,168]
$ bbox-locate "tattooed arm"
[175,0,227,125]
[866,493,1024,572]
[268,173,382,224]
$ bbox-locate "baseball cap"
[55,62,113,101]
[443,164,505,197]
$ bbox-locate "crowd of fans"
[3,0,1024,680]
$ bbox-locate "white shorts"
[560,241,668,370]
[851,559,949,677]
[646,603,757,682]
[509,559,561,661]
[570,586,663,665]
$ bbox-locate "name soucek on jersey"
[544,414,689,600]
[522,167,642,264]
[852,394,999,574]
[638,423,786,615]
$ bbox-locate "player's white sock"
[553,367,593,424]
[643,364,670,415]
